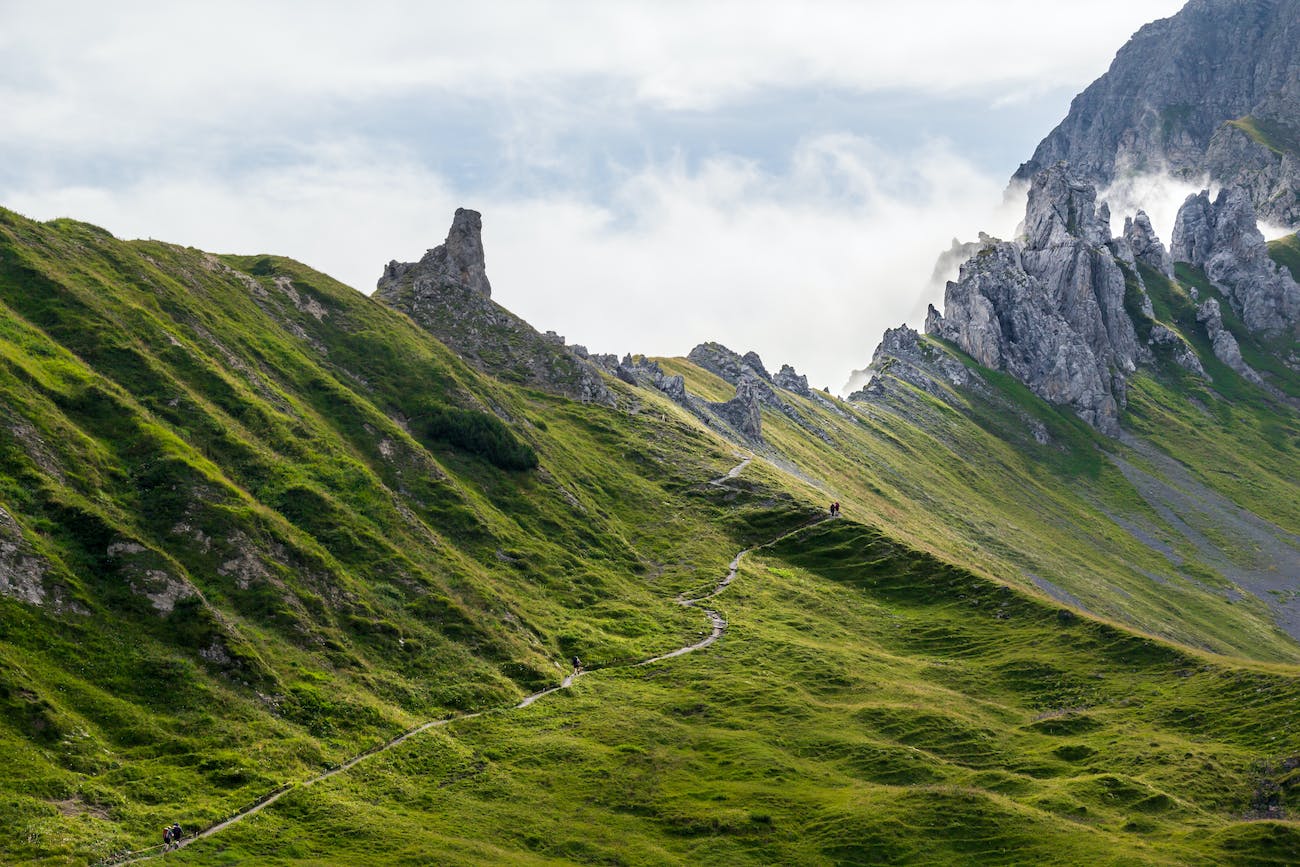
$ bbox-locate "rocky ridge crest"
[374,209,616,407]
[1014,0,1300,227]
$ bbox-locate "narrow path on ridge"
[101,453,826,866]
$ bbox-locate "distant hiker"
[171,822,183,847]
[834,501,841,517]
[163,826,172,849]
[572,655,582,671]
[828,502,835,517]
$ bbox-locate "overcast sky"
[0,0,1189,391]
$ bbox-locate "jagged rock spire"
[925,163,1143,436]
[1123,210,1174,278]
[1172,187,1300,336]
[379,208,492,300]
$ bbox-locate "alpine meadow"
[2,1,1299,864]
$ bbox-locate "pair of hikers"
[828,501,841,517]
[162,822,183,851]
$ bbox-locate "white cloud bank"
[8,134,1029,390]
[1,0,1187,150]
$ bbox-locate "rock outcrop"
[1124,211,1175,278]
[375,209,616,406]
[774,364,810,396]
[1171,188,1300,335]
[711,373,765,441]
[0,506,46,606]
[1196,298,1264,382]
[850,324,979,405]
[1014,0,1300,228]
[925,164,1144,435]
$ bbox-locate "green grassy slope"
[175,519,1300,865]
[0,210,808,863]
[654,298,1300,664]
[1,207,1297,864]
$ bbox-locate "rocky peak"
[773,364,810,396]
[374,209,615,406]
[1023,162,1111,250]
[1123,210,1174,278]
[687,342,774,387]
[923,164,1145,436]
[1171,187,1300,335]
[742,351,772,381]
[1014,0,1300,228]
[428,208,491,297]
[379,208,491,301]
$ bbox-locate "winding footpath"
[102,454,822,865]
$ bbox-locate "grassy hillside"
[0,208,1297,864]
[170,519,1300,865]
[0,210,809,863]
[654,295,1300,664]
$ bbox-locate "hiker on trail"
[834,501,841,517]
[163,826,172,849]
[171,822,183,848]
[572,655,582,672]
[828,502,835,517]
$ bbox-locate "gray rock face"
[1124,211,1175,278]
[1015,0,1300,228]
[1196,298,1264,382]
[1149,322,1206,375]
[375,209,616,406]
[711,373,765,440]
[774,364,811,396]
[926,164,1142,435]
[0,506,46,606]
[1171,187,1300,335]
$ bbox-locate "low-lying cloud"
[7,134,1029,391]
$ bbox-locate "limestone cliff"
[925,164,1146,435]
[1015,0,1300,227]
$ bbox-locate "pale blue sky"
[0,0,1188,390]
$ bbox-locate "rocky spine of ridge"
[925,163,1149,435]
[1171,187,1300,335]
[1014,0,1300,227]
[374,209,616,407]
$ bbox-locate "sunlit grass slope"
[0,210,809,863]
[1,206,1297,865]
[177,518,1300,865]
[652,263,1300,664]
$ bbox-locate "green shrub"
[409,401,538,471]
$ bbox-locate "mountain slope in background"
[2,195,1298,863]
[2,0,1300,861]
[1015,0,1300,227]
